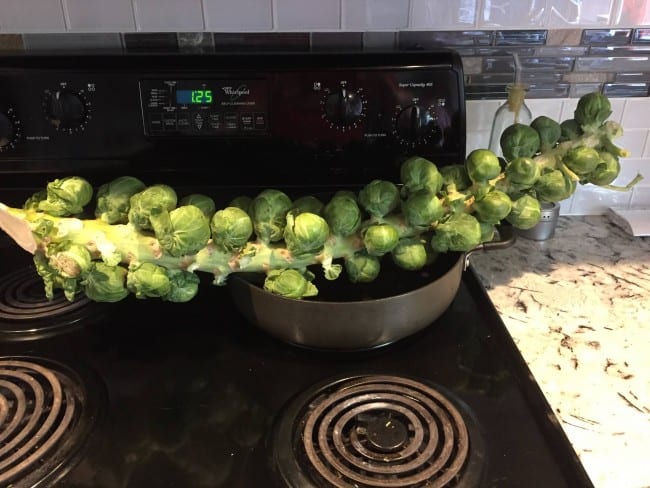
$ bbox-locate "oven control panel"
[140,79,268,136]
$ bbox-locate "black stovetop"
[0,237,593,488]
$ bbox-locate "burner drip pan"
[273,374,485,488]
[0,357,104,488]
[0,267,100,341]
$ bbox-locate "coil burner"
[273,375,485,488]
[0,357,103,487]
[0,267,100,341]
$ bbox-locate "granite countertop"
[470,215,650,488]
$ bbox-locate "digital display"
[176,89,213,104]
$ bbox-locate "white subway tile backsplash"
[275,0,340,30]
[621,97,650,129]
[560,98,579,121]
[479,0,545,28]
[344,0,409,30]
[630,186,650,206]
[527,99,564,121]
[570,184,633,214]
[410,0,477,29]
[616,129,648,157]
[204,0,272,31]
[547,0,616,27]
[465,130,490,154]
[133,0,204,31]
[64,0,135,32]
[616,157,649,185]
[466,99,501,131]
[0,0,66,32]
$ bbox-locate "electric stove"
[0,52,593,487]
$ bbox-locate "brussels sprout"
[179,194,216,220]
[574,92,611,129]
[358,180,400,218]
[127,262,171,299]
[251,189,293,243]
[33,253,80,301]
[472,190,512,224]
[128,184,177,231]
[559,119,583,142]
[479,222,496,243]
[323,195,362,236]
[211,207,253,252]
[563,146,601,176]
[402,192,444,228]
[531,116,561,150]
[391,237,429,271]
[400,156,443,196]
[47,241,92,279]
[500,123,541,161]
[344,251,381,283]
[38,176,94,217]
[82,262,129,302]
[440,164,471,191]
[506,194,542,229]
[534,169,575,202]
[263,269,318,299]
[586,151,621,186]
[362,224,400,256]
[152,205,211,257]
[465,149,502,182]
[430,213,482,252]
[24,190,47,211]
[284,212,330,256]
[229,195,254,216]
[505,157,541,186]
[292,195,324,216]
[165,269,201,302]
[95,176,147,224]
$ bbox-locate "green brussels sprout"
[530,116,561,150]
[128,184,177,231]
[344,251,381,283]
[534,169,576,202]
[440,164,471,191]
[82,262,129,302]
[505,157,541,186]
[574,92,611,129]
[400,156,443,196]
[251,189,293,243]
[586,151,621,186]
[179,194,216,220]
[391,237,429,271]
[47,241,92,279]
[292,195,324,216]
[472,190,512,224]
[165,269,201,303]
[323,195,362,236]
[33,253,80,301]
[229,195,254,216]
[362,224,400,256]
[24,190,47,211]
[334,190,358,202]
[402,192,444,228]
[95,176,146,224]
[263,269,318,299]
[38,176,94,217]
[563,146,601,176]
[430,213,482,252]
[127,262,171,299]
[506,194,542,229]
[500,123,541,161]
[559,119,583,142]
[211,207,253,252]
[479,222,496,243]
[284,212,330,256]
[358,180,400,218]
[465,149,501,182]
[151,205,211,257]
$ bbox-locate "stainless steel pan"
[229,227,514,350]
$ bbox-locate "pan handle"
[464,224,516,269]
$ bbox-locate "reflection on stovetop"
[0,241,591,487]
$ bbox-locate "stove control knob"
[394,105,441,145]
[43,90,89,132]
[0,109,20,152]
[322,87,365,130]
